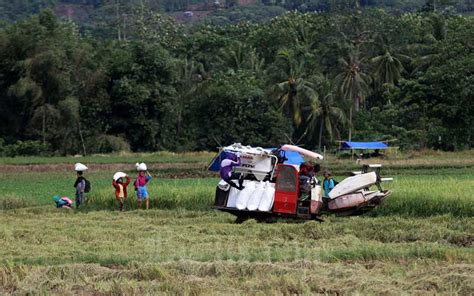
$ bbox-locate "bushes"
[0,140,50,157]
[90,135,131,154]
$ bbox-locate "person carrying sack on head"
[112,172,130,211]
[134,163,152,209]
[74,163,90,208]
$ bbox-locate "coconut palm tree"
[175,58,204,138]
[410,14,445,74]
[370,34,410,89]
[335,54,370,141]
[306,78,346,149]
[273,48,317,128]
[335,54,370,112]
[371,50,408,88]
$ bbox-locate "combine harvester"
[208,143,392,223]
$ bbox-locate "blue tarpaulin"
[282,150,305,165]
[341,141,389,150]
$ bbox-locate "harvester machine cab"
[273,164,299,215]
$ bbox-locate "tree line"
[0,7,472,156]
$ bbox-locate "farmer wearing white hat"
[134,163,152,209]
[112,172,130,211]
[73,163,89,208]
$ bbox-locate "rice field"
[0,151,473,295]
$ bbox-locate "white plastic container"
[246,181,265,211]
[258,181,275,212]
[236,181,256,210]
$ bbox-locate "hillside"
[1,0,472,29]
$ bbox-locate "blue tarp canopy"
[283,150,305,165]
[340,141,389,150]
[208,149,305,172]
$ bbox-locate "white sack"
[74,163,88,172]
[258,181,275,212]
[135,162,147,171]
[113,172,127,181]
[226,187,240,208]
[218,180,230,191]
[246,181,265,211]
[236,181,256,210]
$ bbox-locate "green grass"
[0,209,472,294]
[0,169,472,217]
[0,151,215,165]
[0,153,473,294]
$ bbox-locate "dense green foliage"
[0,5,472,155]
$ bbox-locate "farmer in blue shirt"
[322,170,335,197]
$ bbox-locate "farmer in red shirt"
[112,173,130,211]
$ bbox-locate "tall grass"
[371,174,474,217]
[0,151,215,165]
[1,170,472,217]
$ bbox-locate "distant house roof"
[340,141,389,150]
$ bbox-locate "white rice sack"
[246,181,266,211]
[226,187,240,208]
[113,172,127,181]
[135,162,147,171]
[258,181,275,212]
[74,163,88,172]
[218,180,230,191]
[236,181,256,210]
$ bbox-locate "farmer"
[112,173,130,211]
[74,171,86,208]
[322,170,336,197]
[220,152,244,190]
[53,196,73,209]
[73,163,89,208]
[134,165,152,209]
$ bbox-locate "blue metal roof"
[341,141,389,150]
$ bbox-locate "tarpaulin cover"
[281,150,305,165]
[208,151,232,172]
[341,141,389,150]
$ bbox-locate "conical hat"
[74,163,88,172]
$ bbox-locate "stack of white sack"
[231,180,275,212]
[223,143,270,156]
